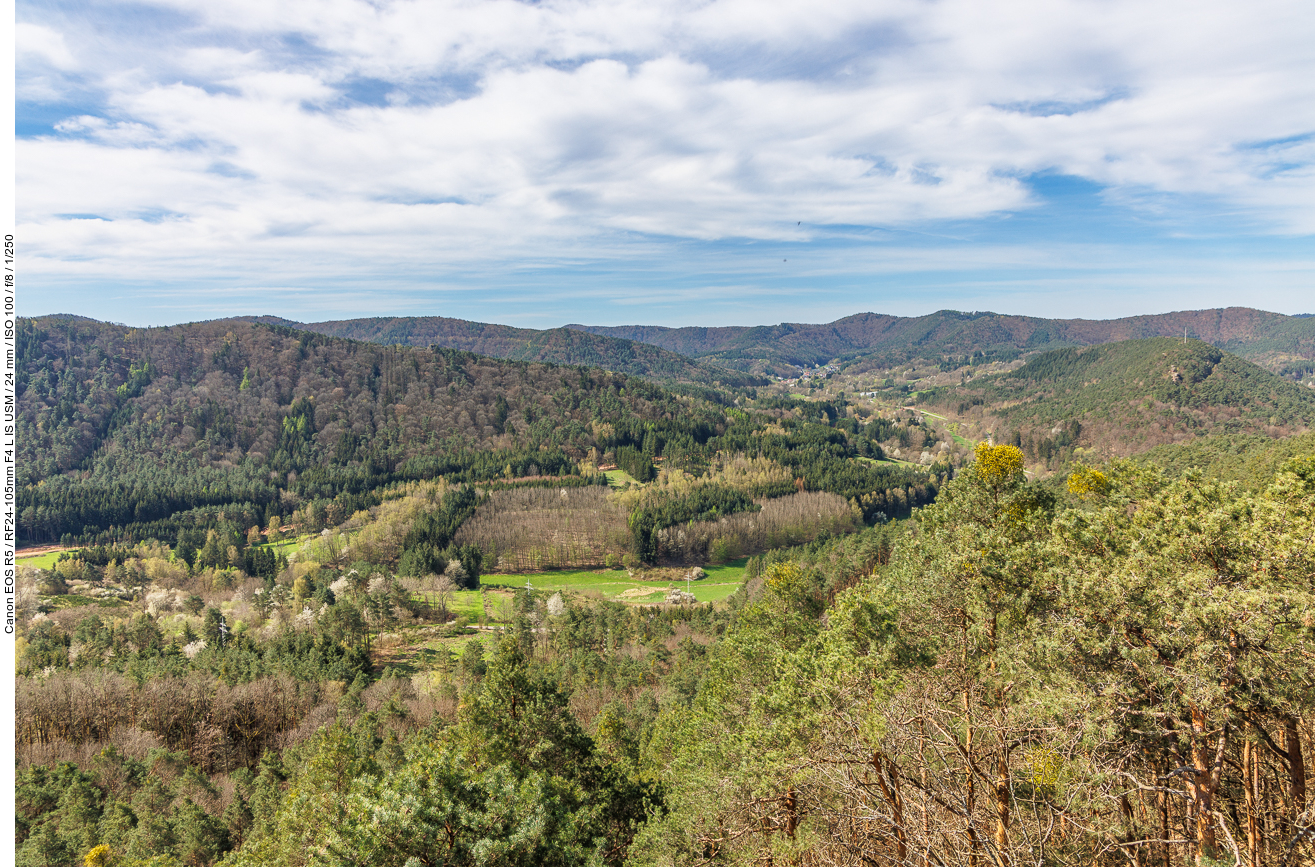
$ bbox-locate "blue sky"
[16,0,1315,328]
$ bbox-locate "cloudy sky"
[17,0,1315,327]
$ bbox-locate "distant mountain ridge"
[114,307,1315,382]
[567,307,1315,373]
[268,316,766,388]
[918,337,1315,460]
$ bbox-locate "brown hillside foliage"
[16,671,329,774]
[454,486,631,571]
[656,491,859,563]
[19,317,690,484]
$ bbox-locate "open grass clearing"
[481,558,747,604]
[378,628,478,667]
[858,455,920,468]
[377,564,749,673]
[18,550,72,569]
[603,469,640,488]
[371,625,491,675]
[41,594,128,611]
[369,561,752,675]
[268,534,315,556]
[447,589,487,621]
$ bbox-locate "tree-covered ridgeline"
[574,307,1315,376]
[917,337,1315,468]
[15,317,714,543]
[297,314,769,389]
[636,445,1315,866]
[17,316,934,546]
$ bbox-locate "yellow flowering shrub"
[973,442,1025,487]
[1067,466,1110,498]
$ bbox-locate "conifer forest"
[12,311,1315,867]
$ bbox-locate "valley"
[13,307,1315,867]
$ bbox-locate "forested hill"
[17,315,938,546]
[918,337,1315,461]
[15,316,738,543]
[568,306,1315,373]
[277,315,765,388]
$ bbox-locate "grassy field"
[858,455,920,469]
[268,534,315,556]
[911,408,974,447]
[17,550,72,569]
[448,589,487,621]
[377,560,752,674]
[480,559,747,604]
[374,628,486,676]
[43,593,128,611]
[603,469,640,488]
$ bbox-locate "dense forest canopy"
[915,337,1315,466]
[14,317,707,542]
[13,311,1315,867]
[15,316,933,549]
[16,445,1314,866]
[283,315,767,389]
[571,306,1315,374]
[633,446,1315,867]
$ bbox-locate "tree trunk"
[874,753,908,864]
[963,614,980,867]
[994,748,1010,865]
[965,692,980,867]
[1121,794,1145,867]
[1243,733,1259,867]
[1285,714,1307,814]
[1188,705,1225,865]
[1159,758,1171,867]
[920,722,931,867]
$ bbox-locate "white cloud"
[15,0,1315,320]
[17,22,78,70]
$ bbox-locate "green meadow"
[16,550,72,569]
[481,558,747,604]
[603,468,640,488]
